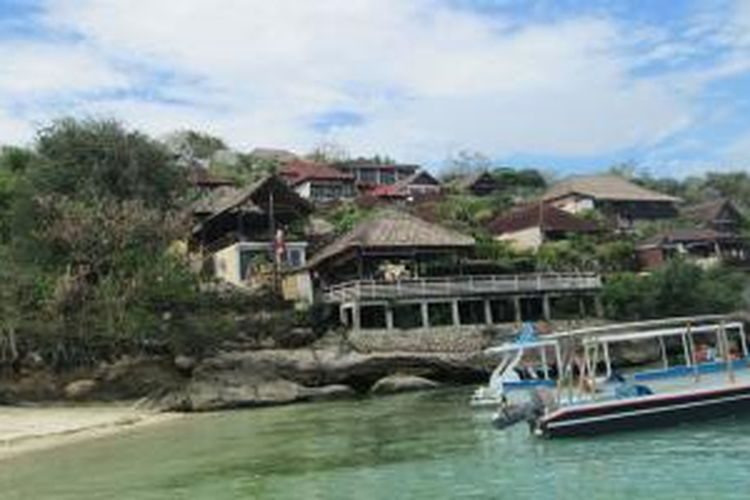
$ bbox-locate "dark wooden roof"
[191,175,312,230]
[637,228,743,249]
[681,198,743,225]
[279,160,354,186]
[454,171,499,194]
[489,203,599,235]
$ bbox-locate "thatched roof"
[489,203,599,235]
[307,209,474,268]
[544,175,679,203]
[681,198,742,224]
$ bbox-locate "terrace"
[322,273,602,303]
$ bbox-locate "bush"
[602,260,746,320]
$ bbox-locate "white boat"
[513,317,750,438]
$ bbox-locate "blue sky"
[1,0,750,177]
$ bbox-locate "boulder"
[370,375,440,395]
[180,378,302,411]
[174,355,197,374]
[64,379,98,400]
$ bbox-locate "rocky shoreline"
[0,346,492,412]
[5,316,745,412]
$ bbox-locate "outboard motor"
[491,390,547,430]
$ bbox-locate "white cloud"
[0,0,744,167]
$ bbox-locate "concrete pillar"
[451,300,460,326]
[484,300,493,325]
[385,306,394,330]
[339,305,347,326]
[421,302,430,329]
[353,303,361,331]
[594,295,604,318]
[542,295,551,321]
[514,296,522,323]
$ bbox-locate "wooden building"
[681,198,745,234]
[308,209,602,330]
[334,159,420,189]
[307,209,475,286]
[454,171,500,196]
[279,160,356,203]
[543,175,680,230]
[636,229,748,270]
[191,175,313,293]
[489,203,600,251]
[368,170,442,201]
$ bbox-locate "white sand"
[0,405,180,461]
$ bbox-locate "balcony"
[322,273,602,303]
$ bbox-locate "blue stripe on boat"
[634,358,750,381]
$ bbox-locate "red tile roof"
[489,203,600,235]
[279,160,354,186]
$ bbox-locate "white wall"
[496,227,543,251]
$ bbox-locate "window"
[359,169,377,184]
[287,249,302,267]
[379,169,396,185]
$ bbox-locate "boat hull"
[537,382,750,438]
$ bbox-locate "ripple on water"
[2,390,750,499]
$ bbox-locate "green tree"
[32,118,185,208]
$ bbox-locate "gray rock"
[184,378,301,411]
[64,379,97,399]
[370,375,440,395]
[298,384,356,401]
[174,355,197,373]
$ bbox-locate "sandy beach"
[0,405,180,461]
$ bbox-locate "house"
[453,171,500,196]
[368,169,442,201]
[681,198,745,233]
[308,209,602,330]
[307,209,475,285]
[279,160,356,202]
[636,229,748,270]
[190,175,313,295]
[543,175,680,230]
[489,203,600,251]
[334,159,420,189]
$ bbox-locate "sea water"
[1,388,749,499]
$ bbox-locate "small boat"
[529,317,750,438]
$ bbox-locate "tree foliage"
[0,118,291,370]
[602,260,746,320]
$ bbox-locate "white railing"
[322,273,602,302]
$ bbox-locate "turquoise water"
[2,389,750,499]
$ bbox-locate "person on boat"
[694,343,711,363]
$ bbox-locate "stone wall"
[347,326,510,353]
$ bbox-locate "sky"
[1,0,750,176]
